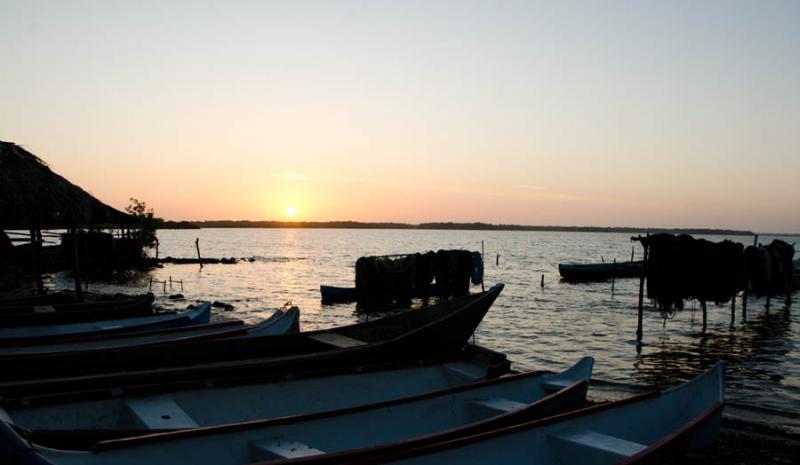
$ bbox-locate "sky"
[1,1,799,232]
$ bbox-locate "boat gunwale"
[615,402,724,465]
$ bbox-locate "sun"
[286,206,297,217]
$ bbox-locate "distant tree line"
[155,219,755,236]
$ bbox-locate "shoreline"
[156,221,761,236]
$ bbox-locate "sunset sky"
[2,1,799,232]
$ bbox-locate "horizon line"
[155,219,790,236]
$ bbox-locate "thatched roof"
[0,141,134,229]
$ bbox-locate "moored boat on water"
[0,303,211,344]
[558,260,644,281]
[0,306,299,358]
[0,345,510,447]
[0,358,594,463]
[299,361,725,465]
[319,285,357,304]
[0,284,504,399]
[0,293,156,326]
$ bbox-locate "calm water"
[55,229,799,414]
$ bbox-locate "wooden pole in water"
[730,295,736,324]
[481,240,485,292]
[195,237,203,269]
[701,300,707,332]
[71,228,84,302]
[29,228,44,294]
[742,292,747,321]
[540,274,544,287]
[631,245,635,262]
[636,242,648,343]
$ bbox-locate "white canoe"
[0,346,509,442]
[0,307,299,357]
[0,303,211,342]
[302,361,725,465]
[0,358,594,464]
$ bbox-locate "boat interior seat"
[124,398,199,430]
[541,378,572,393]
[32,306,56,313]
[548,429,647,464]
[468,397,527,419]
[442,362,486,383]
[307,332,366,348]
[249,437,325,461]
[94,323,125,331]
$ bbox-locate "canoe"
[0,345,509,448]
[295,361,724,465]
[0,293,75,307]
[320,285,357,304]
[0,307,299,358]
[0,284,504,401]
[0,294,156,327]
[0,358,594,463]
[0,303,211,344]
[558,260,644,281]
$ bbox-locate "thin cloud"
[511,184,548,191]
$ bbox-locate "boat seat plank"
[250,438,325,461]
[549,429,647,464]
[124,398,199,430]
[33,306,56,313]
[442,362,486,383]
[468,397,527,418]
[307,332,366,348]
[541,379,572,392]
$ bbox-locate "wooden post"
[636,243,648,343]
[730,295,735,324]
[631,245,635,262]
[481,240,485,292]
[71,228,84,302]
[155,237,159,260]
[540,274,544,287]
[29,229,44,294]
[742,292,747,321]
[701,300,707,332]
[195,237,203,269]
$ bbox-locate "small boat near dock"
[319,285,357,304]
[305,361,725,465]
[0,293,156,326]
[558,260,644,281]
[0,345,511,447]
[0,307,299,358]
[0,303,210,344]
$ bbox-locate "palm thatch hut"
[0,141,136,296]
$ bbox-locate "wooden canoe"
[0,294,156,327]
[0,284,504,401]
[0,358,593,462]
[0,303,211,344]
[0,345,511,449]
[558,260,644,281]
[0,307,299,358]
[304,361,725,465]
[319,285,357,304]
